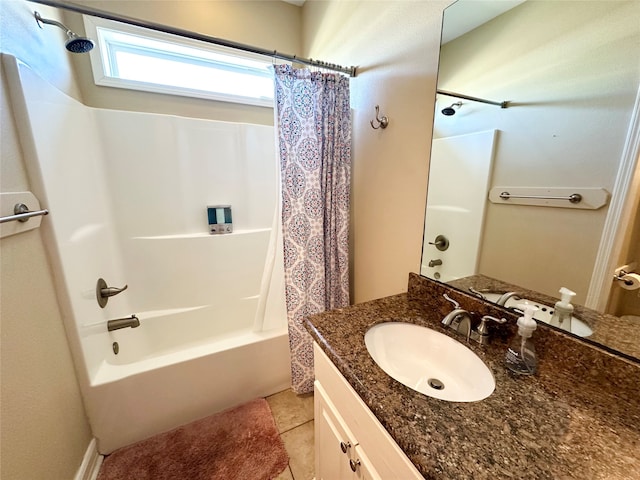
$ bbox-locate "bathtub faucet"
[107,315,140,332]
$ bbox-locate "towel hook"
[370,105,389,129]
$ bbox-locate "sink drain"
[428,378,444,390]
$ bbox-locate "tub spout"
[107,315,140,332]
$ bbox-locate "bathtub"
[6,55,291,454]
[88,322,290,453]
[82,227,291,453]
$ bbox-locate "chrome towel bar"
[499,192,582,204]
[488,187,609,210]
[0,203,49,224]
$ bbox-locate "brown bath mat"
[97,398,289,480]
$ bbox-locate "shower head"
[441,102,462,116]
[34,11,95,53]
[64,35,95,54]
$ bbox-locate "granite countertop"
[304,274,640,479]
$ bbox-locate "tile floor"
[266,389,315,480]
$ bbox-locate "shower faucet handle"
[96,278,128,308]
[428,234,449,251]
[101,285,128,297]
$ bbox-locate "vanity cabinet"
[313,343,423,480]
[315,382,379,479]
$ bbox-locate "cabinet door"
[315,381,358,480]
[314,343,424,480]
[352,445,382,480]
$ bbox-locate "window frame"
[83,15,276,108]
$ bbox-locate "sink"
[364,322,495,402]
[480,293,593,338]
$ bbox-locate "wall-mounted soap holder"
[208,205,233,234]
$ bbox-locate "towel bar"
[499,192,582,203]
[0,203,49,224]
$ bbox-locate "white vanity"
[314,343,422,480]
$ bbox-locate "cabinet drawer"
[314,343,423,479]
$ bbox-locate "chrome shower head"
[441,102,462,116]
[34,11,95,53]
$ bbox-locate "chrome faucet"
[442,294,507,344]
[470,315,507,345]
[107,315,140,332]
[496,291,521,306]
[442,294,473,341]
[468,287,487,301]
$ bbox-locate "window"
[83,16,275,107]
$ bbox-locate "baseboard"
[74,438,104,480]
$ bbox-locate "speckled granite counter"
[305,274,640,479]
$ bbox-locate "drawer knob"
[349,458,361,472]
[340,441,351,454]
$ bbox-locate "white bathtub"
[6,55,291,454]
[82,232,290,453]
[88,323,290,453]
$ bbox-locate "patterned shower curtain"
[273,65,351,394]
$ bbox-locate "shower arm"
[437,89,509,109]
[34,11,74,36]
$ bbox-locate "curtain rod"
[29,0,358,77]
[437,89,509,108]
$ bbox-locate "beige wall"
[302,0,450,303]
[65,0,302,125]
[0,2,93,479]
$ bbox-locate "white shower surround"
[421,130,496,281]
[5,56,290,453]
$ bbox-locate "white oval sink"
[364,322,495,402]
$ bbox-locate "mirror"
[421,0,640,360]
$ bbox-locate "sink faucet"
[470,315,507,345]
[107,315,140,332]
[496,291,521,306]
[468,287,487,300]
[442,294,473,341]
[442,294,507,344]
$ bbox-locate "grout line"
[279,418,314,436]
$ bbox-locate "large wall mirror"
[421,0,640,360]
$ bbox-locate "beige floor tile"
[267,389,314,433]
[281,420,315,480]
[274,464,294,480]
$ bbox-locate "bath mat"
[97,398,289,480]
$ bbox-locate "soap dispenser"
[505,303,539,375]
[549,287,576,331]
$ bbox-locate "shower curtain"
[273,65,351,394]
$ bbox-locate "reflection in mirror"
[421,0,640,360]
